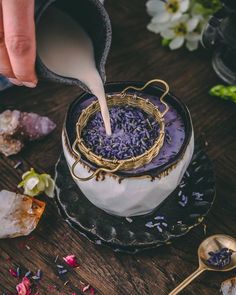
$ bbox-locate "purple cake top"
[71,92,186,174]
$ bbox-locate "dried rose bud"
[16,277,31,295]
[63,255,79,268]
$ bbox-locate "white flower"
[146,0,189,23]
[18,168,55,198]
[160,15,202,50]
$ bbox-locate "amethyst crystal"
[207,248,233,268]
[0,110,56,156]
[82,106,160,160]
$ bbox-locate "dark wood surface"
[0,0,236,294]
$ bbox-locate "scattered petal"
[82,285,90,292]
[25,271,32,278]
[125,217,133,223]
[16,277,31,295]
[63,255,79,268]
[58,269,68,275]
[9,268,18,278]
[14,161,23,169]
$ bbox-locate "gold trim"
[62,129,182,182]
[72,79,170,181]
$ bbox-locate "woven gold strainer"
[71,79,169,181]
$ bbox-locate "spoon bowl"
[198,234,236,272]
[169,234,236,295]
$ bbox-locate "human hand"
[0,0,37,87]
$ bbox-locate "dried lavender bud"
[58,269,68,275]
[25,271,32,277]
[82,106,160,160]
[206,248,233,268]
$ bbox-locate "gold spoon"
[169,234,236,295]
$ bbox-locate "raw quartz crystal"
[0,110,56,156]
[0,190,45,239]
[221,277,236,295]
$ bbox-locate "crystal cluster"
[0,190,45,239]
[221,277,236,295]
[0,110,56,156]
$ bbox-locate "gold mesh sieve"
[71,79,169,181]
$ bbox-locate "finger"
[2,0,37,87]
[0,0,19,83]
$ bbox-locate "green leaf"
[161,38,171,47]
[191,0,222,17]
[209,85,236,103]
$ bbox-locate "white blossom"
[146,0,189,23]
[18,168,55,198]
[148,13,202,51]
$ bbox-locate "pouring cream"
[37,6,112,135]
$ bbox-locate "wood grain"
[0,0,236,294]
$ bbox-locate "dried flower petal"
[14,161,23,169]
[9,268,18,277]
[58,269,68,275]
[16,277,31,295]
[25,271,32,278]
[63,255,79,268]
[82,285,90,292]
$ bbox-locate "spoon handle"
[169,267,205,295]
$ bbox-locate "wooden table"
[0,1,236,294]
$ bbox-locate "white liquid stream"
[37,6,111,135]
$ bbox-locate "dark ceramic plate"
[55,145,215,254]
